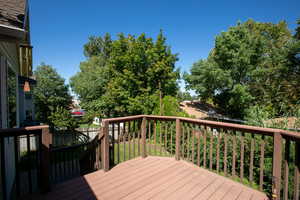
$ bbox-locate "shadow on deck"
[33,156,268,200]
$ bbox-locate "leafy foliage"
[48,107,78,130]
[295,19,300,40]
[33,63,72,124]
[152,96,189,117]
[185,19,300,118]
[176,90,195,102]
[71,31,179,117]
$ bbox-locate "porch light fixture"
[23,81,30,92]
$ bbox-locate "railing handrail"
[103,115,300,140]
[102,114,300,199]
[0,125,49,137]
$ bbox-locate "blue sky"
[30,0,299,89]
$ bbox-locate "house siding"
[0,41,19,73]
[0,45,18,200]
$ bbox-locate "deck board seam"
[47,158,167,199]
[191,177,219,199]
[150,167,205,200]
[91,161,177,196]
[136,166,197,200]
[98,163,180,199]
[120,164,191,200]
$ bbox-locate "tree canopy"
[70,31,180,118]
[185,19,300,119]
[33,63,72,124]
[295,19,300,40]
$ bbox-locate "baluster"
[240,132,245,183]
[259,135,265,191]
[128,122,131,159]
[216,128,220,173]
[197,125,201,166]
[294,141,300,200]
[164,121,167,156]
[123,122,126,161]
[26,134,33,193]
[232,131,236,177]
[170,121,173,155]
[283,139,290,199]
[187,123,190,161]
[175,118,181,160]
[138,120,141,156]
[133,120,136,158]
[154,120,157,155]
[141,117,147,158]
[192,123,195,164]
[182,123,185,159]
[250,134,254,185]
[203,126,207,168]
[223,129,228,176]
[112,123,115,164]
[118,123,120,164]
[148,120,151,155]
[209,127,213,170]
[14,136,20,196]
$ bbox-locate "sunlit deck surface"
[38,156,268,200]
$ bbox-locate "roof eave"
[0,24,26,40]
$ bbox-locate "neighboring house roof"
[0,0,27,29]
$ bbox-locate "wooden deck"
[37,156,268,200]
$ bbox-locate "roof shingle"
[0,0,27,29]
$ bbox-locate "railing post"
[102,120,110,172]
[294,141,300,200]
[95,128,101,170]
[272,132,282,200]
[175,118,181,161]
[141,117,147,158]
[40,126,51,193]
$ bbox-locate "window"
[7,67,17,128]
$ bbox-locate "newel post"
[272,132,282,200]
[141,117,147,158]
[175,118,181,160]
[102,120,110,172]
[40,126,52,193]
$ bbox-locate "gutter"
[0,24,26,40]
[23,0,29,30]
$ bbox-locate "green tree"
[71,31,179,117]
[48,107,78,130]
[295,19,300,40]
[177,90,195,102]
[185,19,298,118]
[33,63,72,124]
[152,95,189,117]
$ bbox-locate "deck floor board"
[34,156,268,200]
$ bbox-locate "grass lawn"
[79,123,101,128]
[112,139,172,165]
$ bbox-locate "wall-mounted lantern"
[23,81,30,92]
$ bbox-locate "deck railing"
[0,125,50,200]
[0,126,104,200]
[102,115,300,200]
[1,115,299,200]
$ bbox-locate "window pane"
[7,68,16,128]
